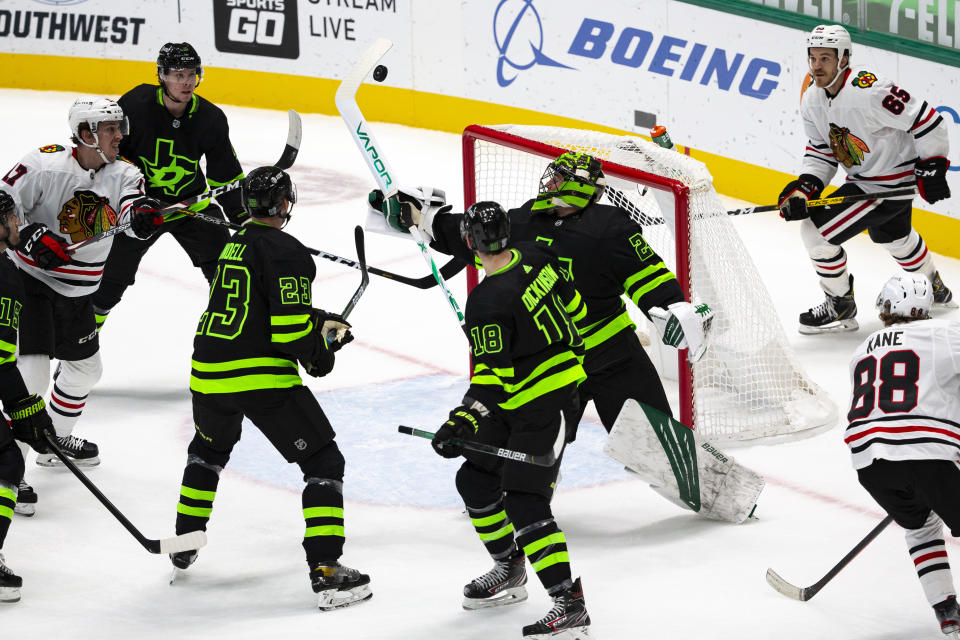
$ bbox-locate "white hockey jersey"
[800,67,949,195]
[2,144,144,297]
[845,318,960,470]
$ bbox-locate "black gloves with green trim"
[5,394,55,453]
[432,405,481,458]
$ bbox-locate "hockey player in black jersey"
[429,200,591,639]
[93,42,245,331]
[170,167,371,610]
[0,190,58,603]
[372,152,732,521]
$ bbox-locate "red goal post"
[461,124,836,443]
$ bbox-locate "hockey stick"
[310,248,466,289]
[42,432,207,555]
[326,225,369,344]
[65,110,302,252]
[727,187,917,217]
[765,514,895,601]
[335,38,465,325]
[397,426,560,467]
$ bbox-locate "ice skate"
[934,595,960,636]
[36,435,100,467]
[462,548,528,610]
[522,577,591,639]
[309,561,372,610]
[0,553,22,603]
[799,276,858,334]
[931,271,957,309]
[14,479,36,517]
[168,549,198,585]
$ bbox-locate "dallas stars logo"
[139,139,197,197]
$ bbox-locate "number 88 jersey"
[845,319,960,469]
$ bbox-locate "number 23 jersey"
[845,318,960,469]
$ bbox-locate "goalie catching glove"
[649,301,715,363]
[368,186,451,239]
[777,174,824,221]
[302,310,354,378]
[432,404,483,459]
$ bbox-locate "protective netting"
[464,125,836,443]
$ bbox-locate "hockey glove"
[5,394,55,453]
[432,405,481,459]
[649,301,715,363]
[129,197,165,239]
[311,309,354,352]
[915,157,951,204]
[777,174,824,221]
[17,223,71,269]
[369,186,451,239]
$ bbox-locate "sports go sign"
[213,0,299,59]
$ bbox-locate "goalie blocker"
[604,399,764,523]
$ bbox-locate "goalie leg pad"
[604,399,764,523]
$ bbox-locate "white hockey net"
[462,124,836,443]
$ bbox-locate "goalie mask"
[242,166,297,221]
[532,152,606,214]
[876,274,932,322]
[460,201,510,254]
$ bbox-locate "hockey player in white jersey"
[2,96,163,477]
[845,274,960,636]
[778,24,954,335]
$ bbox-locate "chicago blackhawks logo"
[852,71,877,88]
[828,123,870,168]
[57,190,117,242]
[38,144,65,153]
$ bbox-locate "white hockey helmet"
[68,96,128,142]
[875,274,933,320]
[807,24,852,60]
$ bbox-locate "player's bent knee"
[186,436,232,468]
[503,490,552,529]
[299,441,345,481]
[59,352,103,388]
[800,218,839,255]
[17,354,51,396]
[456,460,502,505]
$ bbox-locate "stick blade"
[275,110,302,170]
[335,37,393,109]
[157,530,208,555]
[765,567,807,601]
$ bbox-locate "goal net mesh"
[463,124,836,443]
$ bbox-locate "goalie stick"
[65,110,302,252]
[335,38,465,325]
[398,425,563,467]
[765,514,894,601]
[42,432,207,555]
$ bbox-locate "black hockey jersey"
[434,200,683,361]
[118,84,243,220]
[190,223,328,394]
[464,242,587,415]
[0,254,29,405]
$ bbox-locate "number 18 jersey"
[845,318,960,469]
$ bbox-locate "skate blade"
[13,503,35,517]
[463,585,528,610]
[317,584,373,610]
[523,626,591,640]
[0,586,21,603]
[798,318,858,335]
[36,456,100,468]
[169,567,181,586]
[934,299,959,310]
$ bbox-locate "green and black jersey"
[433,199,684,360]
[118,84,244,221]
[0,254,28,406]
[190,223,328,394]
[465,242,587,416]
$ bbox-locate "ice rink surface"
[1,88,959,639]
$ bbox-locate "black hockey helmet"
[0,190,14,227]
[242,166,297,220]
[157,42,203,84]
[460,201,510,254]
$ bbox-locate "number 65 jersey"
[845,318,960,469]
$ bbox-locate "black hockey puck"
[373,65,388,82]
